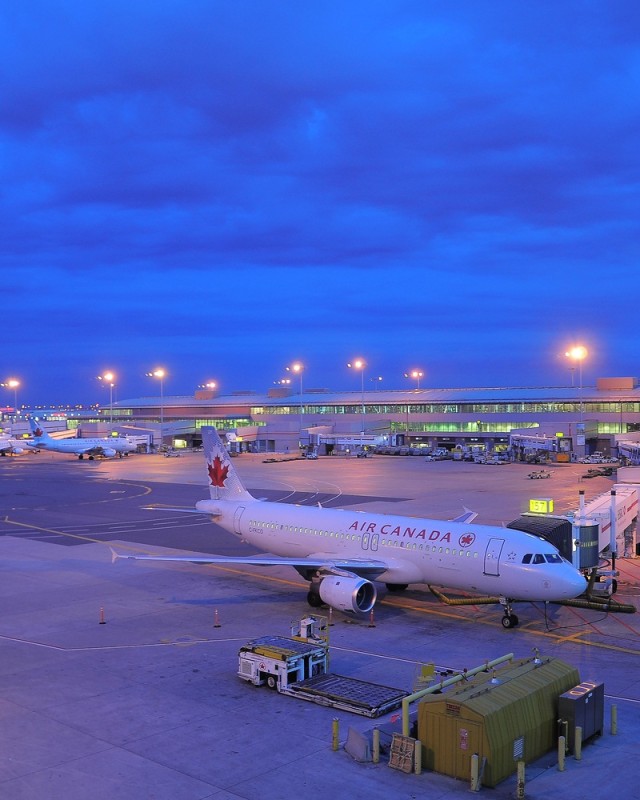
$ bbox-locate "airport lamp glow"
[565,346,587,422]
[2,379,20,417]
[347,359,366,433]
[98,372,115,427]
[404,369,424,389]
[147,368,166,448]
[286,362,304,430]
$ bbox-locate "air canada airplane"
[117,427,587,628]
[0,436,27,455]
[26,417,136,460]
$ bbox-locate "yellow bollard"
[372,728,380,764]
[574,726,582,761]
[611,704,618,735]
[414,740,422,775]
[470,753,480,792]
[516,760,525,799]
[332,717,339,751]
[558,736,566,771]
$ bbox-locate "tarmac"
[0,450,639,799]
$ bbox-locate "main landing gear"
[307,589,324,608]
[500,598,519,628]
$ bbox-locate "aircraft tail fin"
[201,427,254,501]
[28,416,48,440]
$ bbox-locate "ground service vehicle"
[237,625,408,717]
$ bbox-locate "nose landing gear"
[500,598,519,628]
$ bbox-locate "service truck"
[238,634,408,717]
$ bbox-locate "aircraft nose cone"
[565,569,587,598]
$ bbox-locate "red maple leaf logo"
[208,455,229,488]
[34,427,44,437]
[459,533,476,548]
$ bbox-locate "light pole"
[565,346,587,422]
[404,370,423,441]
[147,368,166,449]
[286,362,304,433]
[347,358,366,434]
[565,346,587,459]
[2,379,20,419]
[99,372,115,428]
[404,369,424,390]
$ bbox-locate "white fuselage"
[0,437,26,454]
[196,497,586,602]
[27,436,135,455]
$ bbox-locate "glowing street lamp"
[565,346,587,423]
[98,371,115,427]
[2,379,20,417]
[286,362,304,393]
[286,362,304,431]
[404,369,424,390]
[347,358,366,433]
[197,381,218,392]
[147,368,166,448]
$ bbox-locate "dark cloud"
[0,1,638,404]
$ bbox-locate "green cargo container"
[417,656,580,787]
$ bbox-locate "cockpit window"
[523,552,563,565]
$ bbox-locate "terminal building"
[70,376,640,463]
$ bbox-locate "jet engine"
[102,448,117,457]
[318,575,377,613]
[12,447,24,454]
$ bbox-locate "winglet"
[110,547,121,564]
[451,507,478,524]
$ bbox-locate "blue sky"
[2,1,638,406]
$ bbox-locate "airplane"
[0,435,27,455]
[115,427,587,628]
[26,417,136,460]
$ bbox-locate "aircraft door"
[484,537,504,576]
[233,506,245,535]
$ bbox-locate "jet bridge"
[565,485,638,559]
[508,486,638,610]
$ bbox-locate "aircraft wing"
[111,549,389,578]
[84,446,108,455]
[450,507,477,524]
[144,505,209,514]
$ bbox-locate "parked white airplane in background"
[26,417,136,460]
[117,427,587,628]
[0,435,27,455]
